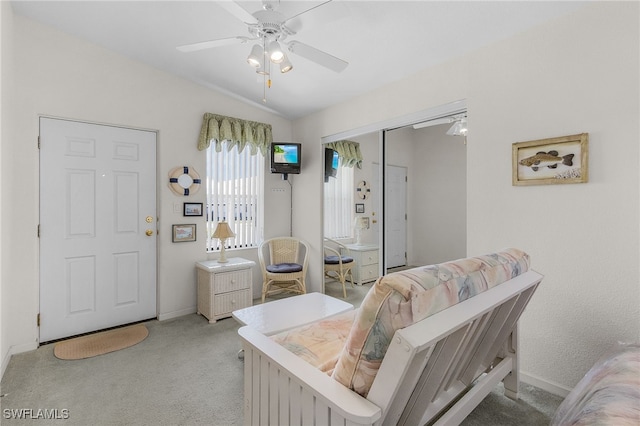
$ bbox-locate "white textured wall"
[294,2,639,394]
[3,15,292,360]
[464,2,639,393]
[0,0,13,377]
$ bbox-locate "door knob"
[146,229,154,236]
[372,220,378,224]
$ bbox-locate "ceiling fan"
[177,0,348,75]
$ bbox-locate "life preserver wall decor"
[356,180,370,200]
[169,166,201,196]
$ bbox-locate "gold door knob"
[372,220,378,224]
[146,229,154,236]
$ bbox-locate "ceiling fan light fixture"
[280,55,293,73]
[446,117,468,136]
[256,61,270,76]
[246,44,263,68]
[268,40,284,63]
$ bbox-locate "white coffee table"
[232,292,354,336]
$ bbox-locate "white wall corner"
[521,371,571,398]
[157,307,197,322]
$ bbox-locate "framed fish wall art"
[512,133,588,186]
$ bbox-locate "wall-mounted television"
[270,143,301,175]
[324,147,339,182]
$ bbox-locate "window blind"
[206,142,264,251]
[324,161,354,239]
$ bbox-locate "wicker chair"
[258,237,310,303]
[323,238,355,298]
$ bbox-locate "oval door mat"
[54,324,149,360]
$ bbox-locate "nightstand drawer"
[358,264,379,282]
[214,289,251,317]
[359,251,378,266]
[213,270,251,294]
[342,244,379,285]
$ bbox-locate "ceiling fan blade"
[287,41,348,73]
[177,36,251,53]
[217,1,258,24]
[283,0,332,24]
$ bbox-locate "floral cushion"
[331,248,530,397]
[270,310,357,374]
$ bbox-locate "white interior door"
[386,165,407,268]
[39,118,157,342]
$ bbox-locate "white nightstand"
[342,243,379,285]
[196,257,255,323]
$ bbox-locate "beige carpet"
[53,324,149,360]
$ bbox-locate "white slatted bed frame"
[239,270,543,426]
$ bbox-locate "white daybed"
[239,249,542,425]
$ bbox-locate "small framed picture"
[172,224,196,242]
[512,133,588,186]
[183,202,203,216]
[355,203,365,214]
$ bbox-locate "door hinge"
[37,313,40,327]
[37,224,40,238]
[37,136,41,149]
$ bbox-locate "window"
[206,142,264,251]
[323,158,354,239]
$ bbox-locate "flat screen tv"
[270,143,301,175]
[324,147,339,182]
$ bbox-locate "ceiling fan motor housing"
[249,9,294,42]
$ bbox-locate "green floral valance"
[326,140,362,169]
[197,113,273,156]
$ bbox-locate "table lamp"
[212,221,235,263]
[354,216,367,245]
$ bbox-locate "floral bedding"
[551,342,640,426]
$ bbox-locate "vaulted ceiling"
[11,1,588,119]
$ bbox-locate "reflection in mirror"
[383,124,467,271]
[323,135,381,294]
[322,102,467,294]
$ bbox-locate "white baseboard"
[521,371,572,398]
[1,341,39,381]
[1,349,10,381]
[157,306,196,321]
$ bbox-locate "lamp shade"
[212,221,235,239]
[256,61,269,75]
[354,216,367,229]
[247,44,263,68]
[280,54,293,73]
[268,40,284,63]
